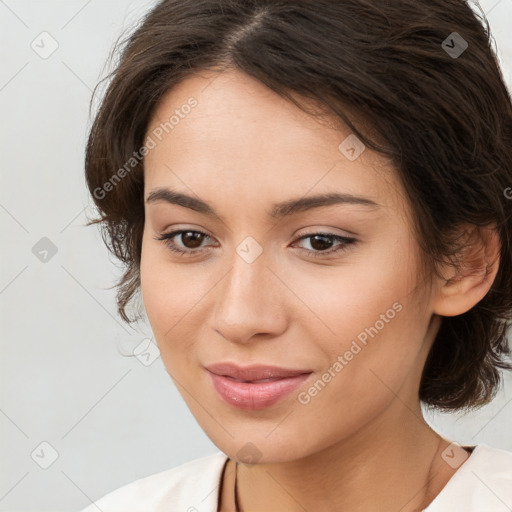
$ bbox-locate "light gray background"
[0,1,511,511]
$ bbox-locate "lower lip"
[207,371,311,410]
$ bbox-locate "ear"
[432,224,501,317]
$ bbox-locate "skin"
[139,68,500,511]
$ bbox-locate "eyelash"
[155,229,357,259]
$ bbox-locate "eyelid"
[293,226,357,240]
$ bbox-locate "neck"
[228,401,456,512]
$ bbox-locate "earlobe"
[433,224,501,317]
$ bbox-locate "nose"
[212,248,288,344]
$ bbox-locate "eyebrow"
[145,188,380,219]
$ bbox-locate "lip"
[205,363,313,410]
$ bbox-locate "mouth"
[205,363,313,410]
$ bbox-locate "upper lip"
[205,363,312,381]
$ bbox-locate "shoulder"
[426,444,512,511]
[467,443,512,472]
[80,451,229,512]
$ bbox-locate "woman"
[81,0,512,510]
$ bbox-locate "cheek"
[294,236,427,400]
[140,236,195,343]
[288,231,420,343]
[291,298,427,453]
[139,234,217,373]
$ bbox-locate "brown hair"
[85,0,512,410]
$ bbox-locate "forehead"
[147,68,358,160]
[144,69,405,216]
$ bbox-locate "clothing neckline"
[422,443,486,510]
[216,455,230,511]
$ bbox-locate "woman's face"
[140,69,438,463]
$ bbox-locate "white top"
[80,444,512,512]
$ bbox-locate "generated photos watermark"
[298,301,403,405]
[93,97,198,200]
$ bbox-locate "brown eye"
[308,235,335,251]
[293,232,357,259]
[179,231,205,248]
[155,229,213,256]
